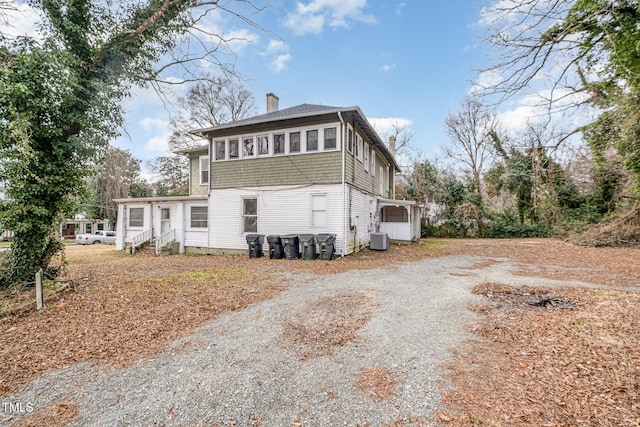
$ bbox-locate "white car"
[75,230,117,245]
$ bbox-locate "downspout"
[338,111,346,258]
[207,135,212,250]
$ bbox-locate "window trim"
[214,140,225,161]
[229,138,239,159]
[310,193,328,228]
[347,127,354,154]
[289,131,301,154]
[188,205,208,229]
[364,144,369,172]
[306,129,318,152]
[324,127,337,150]
[257,135,269,156]
[242,136,255,158]
[128,206,145,229]
[273,133,285,155]
[199,155,210,185]
[241,197,258,233]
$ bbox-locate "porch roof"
[113,195,208,204]
[378,198,417,207]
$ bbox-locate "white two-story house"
[115,94,420,256]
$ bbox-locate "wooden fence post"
[35,269,43,310]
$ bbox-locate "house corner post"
[116,204,125,251]
[177,202,185,254]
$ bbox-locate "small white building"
[115,95,420,255]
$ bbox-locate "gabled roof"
[190,103,400,171]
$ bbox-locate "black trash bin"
[245,234,264,258]
[299,234,317,260]
[266,235,284,259]
[281,234,300,260]
[316,233,336,260]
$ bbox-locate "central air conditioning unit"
[369,232,389,251]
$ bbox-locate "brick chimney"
[388,136,396,158]
[266,93,279,113]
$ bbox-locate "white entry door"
[160,208,170,234]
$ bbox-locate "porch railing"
[155,229,176,255]
[131,228,153,254]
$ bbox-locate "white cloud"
[369,117,413,138]
[396,2,406,16]
[496,89,592,135]
[261,39,291,72]
[140,117,172,153]
[271,54,292,72]
[285,0,376,36]
[380,63,396,72]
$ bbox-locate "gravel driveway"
[2,254,600,426]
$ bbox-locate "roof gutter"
[338,111,346,258]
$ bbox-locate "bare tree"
[168,75,257,149]
[444,98,499,194]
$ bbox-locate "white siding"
[343,186,378,254]
[209,184,345,253]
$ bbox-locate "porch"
[377,198,421,242]
[114,195,208,255]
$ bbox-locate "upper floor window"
[274,134,285,154]
[307,130,318,151]
[258,135,269,155]
[364,145,369,172]
[199,156,209,185]
[324,127,337,150]
[243,137,254,157]
[347,128,354,154]
[229,139,239,159]
[290,132,301,153]
[371,154,376,176]
[356,135,363,161]
[215,140,225,160]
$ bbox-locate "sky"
[2,0,518,174]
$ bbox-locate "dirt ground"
[1,239,639,426]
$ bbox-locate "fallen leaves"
[356,367,398,402]
[280,292,375,360]
[440,283,640,426]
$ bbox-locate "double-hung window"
[242,198,258,233]
[364,145,369,172]
[199,156,209,185]
[306,130,318,151]
[190,206,208,228]
[324,127,337,150]
[274,134,285,154]
[258,135,269,155]
[229,139,239,159]
[347,128,353,154]
[310,194,327,228]
[243,137,254,157]
[214,141,225,160]
[129,207,144,228]
[289,132,301,153]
